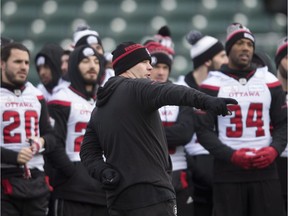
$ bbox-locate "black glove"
[204,97,238,116]
[101,168,120,190]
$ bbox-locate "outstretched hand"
[205,97,238,116]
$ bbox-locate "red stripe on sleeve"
[267,81,281,88]
[48,100,71,107]
[200,84,220,91]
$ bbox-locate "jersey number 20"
[3,110,39,143]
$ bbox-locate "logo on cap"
[244,33,254,42]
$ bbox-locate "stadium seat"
[1,0,286,83]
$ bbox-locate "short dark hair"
[1,36,14,48]
[1,42,30,62]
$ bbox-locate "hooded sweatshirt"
[47,45,106,205]
[35,43,67,101]
[80,76,224,208]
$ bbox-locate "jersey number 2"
[74,122,87,152]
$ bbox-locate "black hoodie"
[46,45,107,205]
[80,76,224,208]
[68,45,105,99]
[35,43,63,92]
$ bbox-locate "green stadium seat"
[1,0,286,85]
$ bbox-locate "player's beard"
[4,67,27,87]
[83,76,97,85]
[208,62,219,72]
[83,75,97,96]
[231,54,252,70]
[209,58,227,71]
[82,69,98,85]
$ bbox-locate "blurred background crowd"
[1,0,287,84]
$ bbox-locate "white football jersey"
[37,78,70,102]
[202,67,275,150]
[101,68,115,86]
[175,75,209,156]
[0,82,45,170]
[185,134,209,155]
[50,87,95,162]
[158,105,187,171]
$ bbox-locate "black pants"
[108,199,177,216]
[188,155,214,216]
[175,186,194,216]
[276,156,287,213]
[1,171,51,216]
[213,180,286,216]
[172,170,194,216]
[54,199,109,216]
[1,191,50,216]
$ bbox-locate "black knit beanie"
[75,34,102,48]
[144,40,173,71]
[73,25,103,48]
[150,53,172,70]
[186,30,224,69]
[112,42,151,76]
[225,23,255,55]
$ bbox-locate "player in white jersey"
[35,43,70,102]
[35,43,71,216]
[176,30,228,216]
[196,23,287,216]
[274,36,288,212]
[46,45,109,216]
[1,42,55,216]
[145,26,195,216]
[73,24,115,86]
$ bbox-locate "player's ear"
[204,59,212,67]
[0,60,5,71]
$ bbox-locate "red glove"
[252,146,278,169]
[231,148,256,169]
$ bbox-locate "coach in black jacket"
[80,42,237,216]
